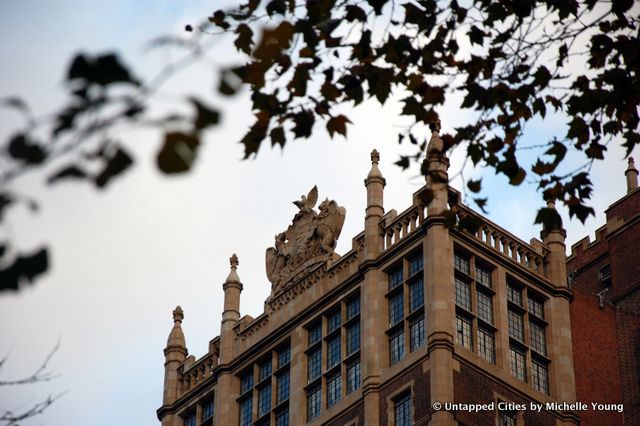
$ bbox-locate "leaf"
[266,0,286,15]
[288,64,310,97]
[473,197,488,213]
[270,127,285,147]
[191,98,220,129]
[326,115,351,138]
[345,5,367,21]
[156,132,201,174]
[210,10,230,29]
[0,193,14,221]
[7,133,46,164]
[367,0,388,15]
[218,67,244,96]
[67,53,139,87]
[468,25,485,46]
[1,97,29,114]
[0,247,49,292]
[292,110,315,138]
[235,24,254,54]
[94,146,134,188]
[467,178,482,193]
[534,207,564,231]
[47,165,88,185]
[395,156,410,170]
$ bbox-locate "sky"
[0,1,637,425]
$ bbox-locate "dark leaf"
[367,0,388,15]
[95,146,134,188]
[270,127,286,147]
[47,165,88,185]
[7,133,46,164]
[241,111,270,157]
[326,115,351,138]
[0,247,49,292]
[266,0,286,15]
[157,132,201,174]
[473,197,488,213]
[534,207,564,230]
[345,5,367,21]
[292,110,315,138]
[218,67,245,96]
[185,24,193,32]
[191,98,220,129]
[67,53,139,87]
[395,156,410,170]
[235,24,254,54]
[468,25,485,46]
[467,178,482,193]
[458,214,483,234]
[210,10,230,29]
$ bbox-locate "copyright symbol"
[433,402,442,411]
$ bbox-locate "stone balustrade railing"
[178,346,219,396]
[456,204,547,276]
[380,202,427,251]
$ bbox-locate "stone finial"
[173,305,184,322]
[225,253,241,284]
[626,157,638,193]
[371,149,380,164]
[366,149,385,181]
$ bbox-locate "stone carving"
[266,186,346,292]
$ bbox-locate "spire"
[166,306,186,350]
[225,253,241,285]
[425,119,450,215]
[626,157,638,193]
[364,149,385,260]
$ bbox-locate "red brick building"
[568,157,640,425]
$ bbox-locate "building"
[567,157,639,426]
[157,125,581,425]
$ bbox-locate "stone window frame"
[385,381,415,426]
[199,392,215,425]
[303,290,362,420]
[385,248,426,367]
[235,339,292,426]
[506,278,551,395]
[453,249,497,365]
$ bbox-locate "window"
[346,360,360,394]
[277,370,290,404]
[532,357,549,394]
[389,292,404,326]
[394,393,412,426]
[240,370,253,394]
[386,249,426,365]
[478,327,495,363]
[508,310,524,342]
[278,346,291,368]
[456,315,473,350]
[507,279,550,394]
[309,323,322,345]
[455,277,472,311]
[275,407,289,426]
[346,322,360,355]
[307,384,321,421]
[499,409,517,426]
[305,292,361,417]
[327,335,341,369]
[308,348,322,382]
[410,317,425,352]
[237,343,290,425]
[183,412,196,426]
[258,384,271,417]
[454,252,470,274]
[239,398,252,426]
[327,371,342,407]
[409,279,424,312]
[453,250,496,363]
[389,329,405,364]
[259,360,272,381]
[201,397,214,421]
[389,266,403,289]
[510,346,526,381]
[328,310,342,333]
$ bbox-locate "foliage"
[1,0,639,288]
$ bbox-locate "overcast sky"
[0,1,637,425]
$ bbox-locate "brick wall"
[324,401,363,425]
[454,363,556,426]
[379,363,431,425]
[616,290,640,425]
[570,286,623,425]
